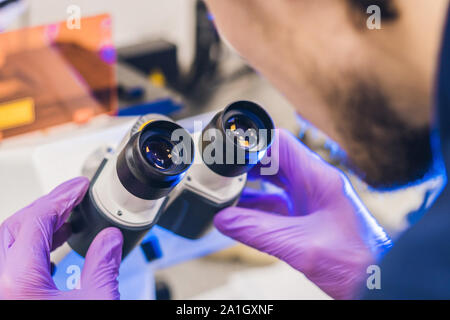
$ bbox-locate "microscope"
[68,100,274,258]
[157,101,274,239]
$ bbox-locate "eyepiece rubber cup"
[117,120,194,200]
[201,101,274,177]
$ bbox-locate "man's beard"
[328,80,433,189]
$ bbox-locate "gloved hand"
[214,129,393,299]
[0,177,123,300]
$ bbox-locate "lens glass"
[142,136,175,170]
[225,115,259,149]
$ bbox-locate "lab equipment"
[157,101,274,239]
[67,115,194,258]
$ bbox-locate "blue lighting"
[99,44,117,65]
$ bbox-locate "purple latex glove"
[214,129,393,299]
[0,177,123,300]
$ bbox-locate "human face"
[204,0,449,188]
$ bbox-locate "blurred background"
[0,0,442,299]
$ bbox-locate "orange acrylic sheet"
[0,14,117,139]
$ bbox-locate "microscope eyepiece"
[142,136,175,170]
[157,101,275,240]
[69,116,195,258]
[117,120,194,200]
[202,101,274,177]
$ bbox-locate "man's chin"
[329,79,434,191]
[344,143,433,191]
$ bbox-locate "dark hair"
[349,0,399,20]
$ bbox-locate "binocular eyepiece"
[157,101,275,239]
[68,101,274,257]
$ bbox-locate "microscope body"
[68,155,167,258]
